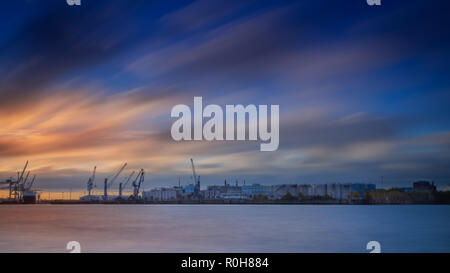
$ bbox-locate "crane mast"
[18,161,28,184]
[119,170,135,198]
[23,171,30,185]
[123,171,135,189]
[190,158,200,197]
[107,163,127,188]
[25,175,36,191]
[190,158,198,183]
[87,166,96,195]
[104,163,127,198]
[132,169,144,199]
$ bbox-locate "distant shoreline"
[1,199,449,205]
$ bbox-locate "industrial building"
[143,187,183,201]
[313,184,328,197]
[241,184,273,198]
[413,181,437,193]
[351,183,376,199]
[298,184,313,197]
[272,184,299,199]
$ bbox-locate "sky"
[0,0,449,191]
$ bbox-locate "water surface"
[0,205,449,252]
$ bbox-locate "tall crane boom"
[18,161,28,184]
[190,158,198,183]
[136,170,144,196]
[108,163,127,187]
[190,158,200,197]
[123,171,136,189]
[118,170,136,199]
[87,166,96,195]
[25,175,36,191]
[132,169,144,198]
[23,171,30,185]
[91,166,96,186]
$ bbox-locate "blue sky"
[0,0,449,191]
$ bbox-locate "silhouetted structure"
[413,181,436,193]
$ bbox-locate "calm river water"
[0,205,449,252]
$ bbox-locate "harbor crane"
[131,169,144,199]
[119,170,135,198]
[0,161,38,203]
[190,158,200,197]
[104,163,127,198]
[86,166,96,196]
[16,161,30,199]
[18,161,28,184]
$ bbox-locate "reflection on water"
[0,205,449,253]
